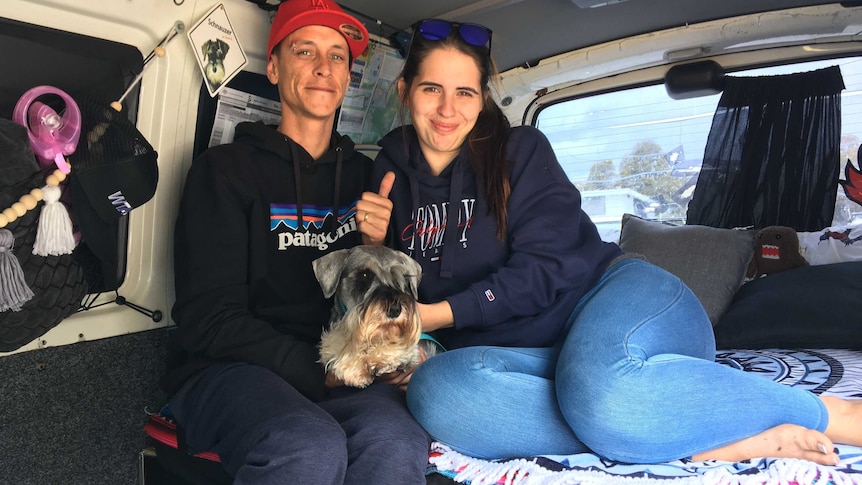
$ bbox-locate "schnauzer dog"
[312,245,438,388]
[201,39,229,89]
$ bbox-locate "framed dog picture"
[187,3,248,97]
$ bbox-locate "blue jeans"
[406,259,829,463]
[169,362,430,485]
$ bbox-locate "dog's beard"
[205,61,226,87]
[319,294,422,388]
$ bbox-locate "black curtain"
[686,66,844,231]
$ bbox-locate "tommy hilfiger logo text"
[400,198,475,253]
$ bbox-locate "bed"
[425,218,862,485]
[426,347,862,485]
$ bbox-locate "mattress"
[426,348,862,485]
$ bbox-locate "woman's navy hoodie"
[373,125,622,350]
[161,121,371,401]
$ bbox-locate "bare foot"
[821,396,862,447]
[692,424,839,466]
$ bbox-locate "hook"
[111,20,185,111]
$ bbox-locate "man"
[160,1,430,483]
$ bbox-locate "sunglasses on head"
[416,19,493,50]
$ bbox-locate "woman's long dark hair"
[399,28,512,240]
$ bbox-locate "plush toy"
[747,225,809,279]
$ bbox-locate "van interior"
[1,1,861,484]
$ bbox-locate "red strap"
[144,415,221,462]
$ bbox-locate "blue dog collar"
[420,333,446,353]
[336,297,348,315]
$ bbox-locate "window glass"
[536,58,862,241]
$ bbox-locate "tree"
[834,186,862,225]
[583,159,618,190]
[618,140,687,219]
[618,140,684,197]
[840,134,860,165]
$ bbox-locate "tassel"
[32,184,75,256]
[0,228,34,312]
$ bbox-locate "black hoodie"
[161,121,371,401]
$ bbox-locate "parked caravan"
[1,1,861,484]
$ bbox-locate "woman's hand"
[418,301,454,332]
[324,371,344,389]
[358,171,395,245]
[376,346,431,392]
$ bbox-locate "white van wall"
[0,0,273,356]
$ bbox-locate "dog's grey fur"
[313,245,438,388]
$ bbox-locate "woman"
[370,18,862,465]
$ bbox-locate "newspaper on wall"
[337,42,405,145]
[208,87,281,147]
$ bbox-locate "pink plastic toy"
[12,86,81,174]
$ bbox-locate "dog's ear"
[392,250,422,297]
[201,40,212,58]
[312,249,351,298]
[218,39,230,54]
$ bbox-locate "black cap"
[68,96,158,290]
[69,98,158,223]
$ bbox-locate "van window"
[536,57,862,241]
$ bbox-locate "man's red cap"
[267,0,369,62]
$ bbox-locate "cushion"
[797,223,862,266]
[714,262,862,349]
[618,214,755,325]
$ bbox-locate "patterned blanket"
[427,348,862,485]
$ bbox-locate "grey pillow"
[618,214,755,325]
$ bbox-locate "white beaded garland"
[1,208,17,225]
[11,202,26,217]
[0,168,68,229]
[20,194,37,210]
